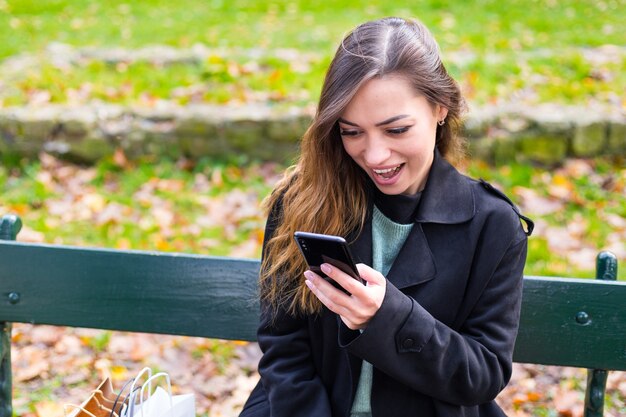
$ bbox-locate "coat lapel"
[385,223,436,289]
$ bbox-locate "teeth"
[373,165,401,174]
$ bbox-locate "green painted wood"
[0,215,19,417]
[585,369,608,417]
[0,214,21,241]
[584,251,618,417]
[596,251,618,281]
[0,241,261,341]
[513,274,626,371]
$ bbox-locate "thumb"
[356,263,385,286]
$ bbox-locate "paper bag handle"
[64,404,98,417]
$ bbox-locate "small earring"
[438,119,445,126]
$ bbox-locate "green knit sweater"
[350,206,414,417]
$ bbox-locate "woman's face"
[339,75,447,195]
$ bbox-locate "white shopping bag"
[128,371,195,417]
[136,386,195,417]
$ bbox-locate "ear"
[437,105,449,122]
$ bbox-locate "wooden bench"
[0,214,624,416]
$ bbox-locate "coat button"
[402,338,415,349]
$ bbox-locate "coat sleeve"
[339,218,528,406]
[257,307,334,416]
[255,199,333,416]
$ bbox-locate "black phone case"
[294,231,363,293]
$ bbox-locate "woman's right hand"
[304,263,386,330]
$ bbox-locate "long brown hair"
[260,17,466,316]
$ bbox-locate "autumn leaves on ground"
[2,152,625,416]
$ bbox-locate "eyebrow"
[338,114,411,127]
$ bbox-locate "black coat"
[241,153,531,417]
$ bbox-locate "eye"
[339,129,361,137]
[387,126,411,135]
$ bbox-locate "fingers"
[320,263,366,295]
[304,270,350,315]
[304,263,387,330]
[314,263,385,298]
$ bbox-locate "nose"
[362,135,391,166]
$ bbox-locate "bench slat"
[0,241,260,341]
[514,276,626,371]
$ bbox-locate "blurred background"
[1,1,625,416]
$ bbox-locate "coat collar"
[414,150,475,224]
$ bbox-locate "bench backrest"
[0,214,624,417]
[0,239,624,370]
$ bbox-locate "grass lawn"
[1,0,624,107]
[2,0,624,57]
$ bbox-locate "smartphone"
[294,231,363,294]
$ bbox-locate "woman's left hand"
[304,263,386,330]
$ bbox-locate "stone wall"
[465,103,625,164]
[0,102,624,164]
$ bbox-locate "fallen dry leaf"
[34,401,65,417]
[554,389,584,417]
[514,186,564,215]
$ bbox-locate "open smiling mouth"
[373,163,404,179]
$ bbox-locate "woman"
[240,17,533,417]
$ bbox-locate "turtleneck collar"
[373,187,422,225]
